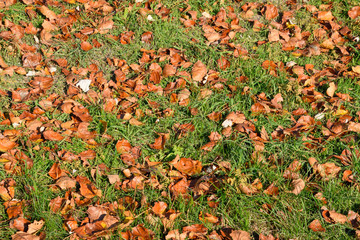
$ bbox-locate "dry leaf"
[81,41,93,51]
[348,6,360,19]
[230,230,251,240]
[291,178,305,195]
[192,60,207,82]
[38,6,57,21]
[309,219,325,232]
[326,82,336,97]
[265,4,278,20]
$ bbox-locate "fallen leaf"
[309,219,325,232]
[55,176,77,190]
[0,138,17,152]
[27,220,44,234]
[81,41,93,51]
[265,4,278,20]
[230,230,251,240]
[141,31,153,43]
[291,178,305,195]
[43,130,64,141]
[326,82,337,97]
[348,6,360,19]
[192,60,207,82]
[172,158,202,176]
[76,79,92,93]
[348,122,360,132]
[38,6,57,21]
[108,175,120,184]
[317,11,333,21]
[152,201,167,216]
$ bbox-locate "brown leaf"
[172,158,202,176]
[268,29,280,42]
[0,55,8,68]
[152,201,167,216]
[291,178,305,195]
[116,139,132,154]
[348,6,360,19]
[348,122,360,132]
[27,220,44,234]
[55,176,77,190]
[81,41,93,51]
[0,178,15,201]
[192,60,207,82]
[48,163,66,180]
[11,232,40,240]
[183,224,207,234]
[132,224,155,239]
[150,134,167,150]
[0,0,16,8]
[326,82,336,97]
[207,112,222,121]
[317,11,333,21]
[141,31,153,43]
[98,20,114,34]
[217,56,230,70]
[230,230,251,240]
[263,183,279,196]
[37,6,57,21]
[43,130,64,141]
[49,196,65,213]
[4,199,23,219]
[22,52,42,68]
[11,217,31,232]
[309,219,325,232]
[163,64,176,77]
[108,174,120,184]
[271,93,283,109]
[0,138,17,152]
[78,176,101,198]
[323,211,348,224]
[29,77,53,90]
[265,4,278,20]
[204,32,221,42]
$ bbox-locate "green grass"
[1,0,360,239]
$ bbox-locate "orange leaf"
[309,219,325,232]
[141,31,153,43]
[48,162,66,180]
[172,158,202,176]
[0,179,15,201]
[217,56,230,70]
[348,6,360,19]
[38,6,57,21]
[162,64,176,77]
[265,4,278,20]
[317,11,333,21]
[81,41,93,51]
[149,135,166,150]
[152,201,167,216]
[43,130,64,141]
[207,112,222,121]
[0,138,16,152]
[116,139,132,154]
[192,60,207,82]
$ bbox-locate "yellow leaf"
[333,109,349,116]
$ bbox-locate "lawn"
[1,0,360,239]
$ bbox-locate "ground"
[1,0,360,239]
